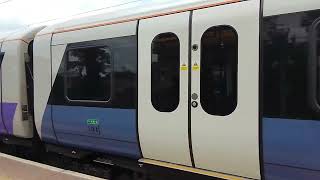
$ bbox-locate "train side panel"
[34,33,57,143]
[26,0,320,179]
[263,0,320,179]
[35,21,141,158]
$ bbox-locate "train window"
[200,26,238,116]
[316,24,320,105]
[263,14,320,120]
[151,33,180,112]
[65,46,112,102]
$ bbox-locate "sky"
[0,0,207,35]
[0,0,143,34]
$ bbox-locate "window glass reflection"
[151,33,180,112]
[66,46,112,101]
[200,26,238,116]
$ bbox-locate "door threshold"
[138,158,251,180]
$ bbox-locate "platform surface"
[0,153,105,180]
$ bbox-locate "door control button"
[191,93,198,100]
[192,44,198,51]
[191,101,198,108]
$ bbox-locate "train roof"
[0,32,11,43]
[38,0,235,35]
[37,0,320,36]
[2,26,45,44]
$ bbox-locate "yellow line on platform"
[139,158,249,180]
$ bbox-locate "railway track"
[0,142,161,180]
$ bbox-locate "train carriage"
[0,27,44,139]
[0,0,320,179]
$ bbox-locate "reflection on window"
[263,14,320,120]
[200,26,238,116]
[66,46,112,102]
[151,33,180,112]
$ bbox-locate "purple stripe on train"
[0,102,17,135]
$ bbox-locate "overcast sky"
[0,0,206,35]
[0,0,144,34]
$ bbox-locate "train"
[0,0,319,179]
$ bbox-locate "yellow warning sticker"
[192,63,200,71]
[181,64,188,71]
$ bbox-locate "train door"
[191,0,261,179]
[138,12,192,166]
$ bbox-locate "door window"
[151,33,180,112]
[200,26,238,116]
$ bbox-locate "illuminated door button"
[191,101,198,108]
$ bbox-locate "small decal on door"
[192,62,200,71]
[181,63,188,71]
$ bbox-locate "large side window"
[200,26,238,116]
[51,36,136,108]
[263,13,320,120]
[151,33,180,112]
[65,46,112,102]
[316,23,320,105]
[310,20,320,112]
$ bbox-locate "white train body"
[1,0,320,179]
[0,27,44,138]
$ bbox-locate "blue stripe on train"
[41,106,57,144]
[263,118,320,180]
[41,105,140,159]
[42,111,320,178]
